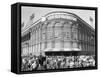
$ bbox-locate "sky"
[21,6,95,30]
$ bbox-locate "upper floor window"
[54,22,62,39]
[22,32,30,42]
[72,25,78,40]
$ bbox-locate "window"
[54,22,62,39]
[22,32,30,42]
[72,26,78,40]
[47,27,53,39]
[54,28,60,38]
[63,22,71,40]
[42,28,46,41]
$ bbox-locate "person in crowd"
[38,53,46,70]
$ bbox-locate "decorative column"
[38,26,41,53]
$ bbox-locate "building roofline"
[22,11,95,34]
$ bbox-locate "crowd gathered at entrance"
[21,54,95,71]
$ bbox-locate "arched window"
[47,22,54,40]
[41,23,46,41]
[63,22,72,50]
[54,21,62,49]
[41,23,48,51]
[63,22,71,40]
[54,22,62,39]
[71,25,78,40]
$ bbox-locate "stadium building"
[21,11,95,57]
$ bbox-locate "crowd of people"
[21,54,95,71]
[46,55,95,69]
